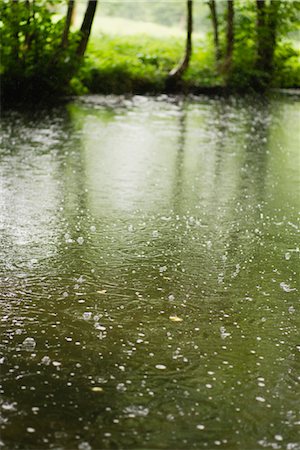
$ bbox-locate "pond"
[0,94,299,450]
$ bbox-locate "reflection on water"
[0,95,299,449]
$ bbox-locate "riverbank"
[73,34,300,95]
[1,32,299,104]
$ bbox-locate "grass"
[74,33,222,95]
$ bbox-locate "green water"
[0,95,299,450]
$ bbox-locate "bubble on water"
[155,364,167,370]
[220,326,230,339]
[62,292,68,298]
[256,396,265,402]
[26,427,35,433]
[91,387,103,393]
[128,224,134,232]
[196,424,205,430]
[167,414,175,421]
[218,273,224,284]
[77,237,84,245]
[41,356,51,366]
[274,435,283,441]
[22,337,36,351]
[64,233,73,243]
[78,442,92,450]
[285,252,291,260]
[1,402,17,412]
[83,312,92,320]
[168,294,175,301]
[94,323,106,331]
[280,282,296,292]
[169,315,183,322]
[152,230,159,238]
[206,240,212,249]
[159,266,167,273]
[90,225,96,233]
[123,405,149,418]
[77,275,84,284]
[52,361,61,367]
[288,306,295,314]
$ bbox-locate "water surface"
[0,95,299,449]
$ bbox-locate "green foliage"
[0,0,299,99]
[0,0,79,99]
[184,40,223,88]
[79,35,184,94]
[273,41,300,88]
[218,0,300,90]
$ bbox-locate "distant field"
[72,13,204,39]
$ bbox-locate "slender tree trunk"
[61,0,75,48]
[168,0,193,81]
[11,0,20,61]
[208,0,221,63]
[255,0,279,75]
[256,0,266,72]
[265,0,279,72]
[76,0,98,57]
[222,0,234,74]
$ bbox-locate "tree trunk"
[168,0,193,82]
[61,0,75,48]
[255,0,279,76]
[265,0,279,72]
[222,0,234,74]
[76,0,98,57]
[208,0,221,63]
[11,0,20,62]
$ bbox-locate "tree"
[167,0,193,85]
[76,0,98,57]
[255,0,280,76]
[208,0,221,64]
[61,0,75,48]
[222,0,234,75]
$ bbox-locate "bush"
[0,0,80,99]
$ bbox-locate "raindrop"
[280,282,296,292]
[78,442,92,450]
[220,326,230,339]
[274,435,283,442]
[22,337,36,352]
[41,356,51,366]
[83,312,92,320]
[77,237,84,245]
